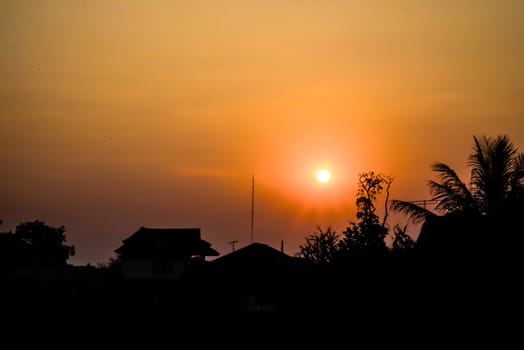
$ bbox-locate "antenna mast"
[251,174,255,243]
[228,240,238,252]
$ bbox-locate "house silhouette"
[115,226,219,279]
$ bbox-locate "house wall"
[121,258,188,279]
[171,261,187,279]
[122,258,153,279]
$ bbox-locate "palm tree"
[468,134,524,219]
[391,134,523,234]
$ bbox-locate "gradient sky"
[1,0,523,265]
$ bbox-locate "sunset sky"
[1,0,523,265]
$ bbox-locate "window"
[152,257,174,276]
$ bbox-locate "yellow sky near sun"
[1,0,523,264]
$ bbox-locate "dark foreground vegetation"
[1,251,519,348]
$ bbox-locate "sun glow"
[316,169,331,183]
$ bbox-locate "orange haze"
[1,1,523,264]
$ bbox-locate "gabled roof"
[115,227,220,258]
[203,242,303,280]
[211,242,293,266]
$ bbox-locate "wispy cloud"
[174,165,235,177]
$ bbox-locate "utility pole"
[251,174,255,244]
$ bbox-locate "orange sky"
[1,1,523,265]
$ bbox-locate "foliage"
[390,134,524,254]
[297,225,340,264]
[338,171,393,257]
[96,255,121,269]
[391,134,524,223]
[0,220,75,268]
[390,224,415,252]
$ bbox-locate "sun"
[316,169,331,183]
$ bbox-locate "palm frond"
[469,135,523,216]
[390,199,436,224]
[428,181,472,213]
[429,162,478,213]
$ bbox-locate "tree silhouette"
[391,134,524,254]
[338,171,393,257]
[390,224,415,253]
[14,220,75,268]
[296,225,340,264]
[391,135,523,221]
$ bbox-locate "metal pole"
[251,174,254,243]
